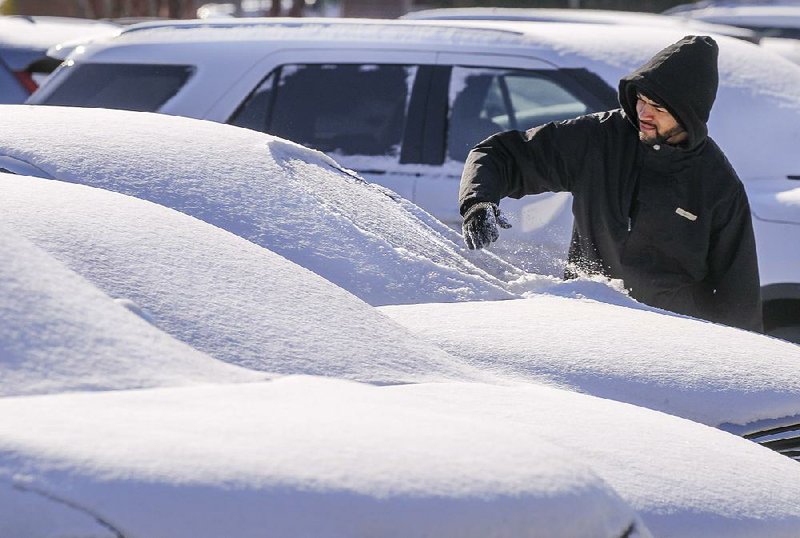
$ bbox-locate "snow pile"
[0,223,261,397]
[380,297,800,427]
[0,174,488,385]
[0,378,643,538]
[3,377,800,537]
[0,105,525,306]
[777,187,800,207]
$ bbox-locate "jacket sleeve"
[705,184,763,332]
[458,116,598,215]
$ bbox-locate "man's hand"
[462,202,512,250]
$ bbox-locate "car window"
[447,67,590,162]
[32,63,194,112]
[230,64,416,157]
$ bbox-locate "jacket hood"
[619,35,719,150]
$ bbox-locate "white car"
[5,373,800,537]
[0,15,120,102]
[0,105,522,308]
[401,6,800,66]
[664,3,800,63]
[28,17,800,341]
[380,297,800,462]
[402,6,760,40]
[0,377,657,538]
[664,3,800,39]
[0,166,483,392]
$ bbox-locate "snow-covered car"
[4,373,800,537]
[0,15,120,103]
[0,105,523,308]
[379,296,800,462]
[0,170,486,392]
[28,17,800,341]
[0,218,264,396]
[0,378,657,538]
[2,105,800,465]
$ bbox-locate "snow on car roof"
[0,377,645,538]
[401,7,757,39]
[0,105,523,307]
[0,215,261,397]
[379,296,800,428]
[0,173,488,386]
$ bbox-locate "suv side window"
[230,64,416,157]
[447,67,590,162]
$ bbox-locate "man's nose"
[638,102,654,118]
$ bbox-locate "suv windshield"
[30,62,194,112]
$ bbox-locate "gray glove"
[462,202,512,250]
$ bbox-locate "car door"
[219,49,437,203]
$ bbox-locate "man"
[459,35,762,332]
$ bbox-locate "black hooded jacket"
[459,36,762,332]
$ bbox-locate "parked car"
[0,163,484,392]
[663,3,800,63]
[664,3,800,39]
[0,376,656,538]
[28,18,800,341]
[379,296,800,462]
[0,105,522,309]
[402,5,800,65]
[0,15,120,103]
[401,6,760,41]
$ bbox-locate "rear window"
[32,62,194,112]
[230,64,415,157]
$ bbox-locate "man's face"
[635,93,687,146]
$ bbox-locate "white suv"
[28,17,800,341]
